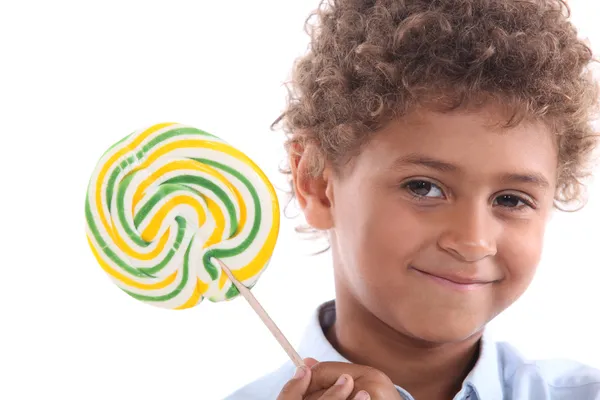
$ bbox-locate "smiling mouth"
[410,267,494,291]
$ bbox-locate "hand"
[277,359,402,400]
[277,359,361,400]
[304,360,402,400]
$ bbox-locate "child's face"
[298,105,558,343]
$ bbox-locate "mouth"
[410,267,494,291]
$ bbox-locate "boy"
[228,0,600,399]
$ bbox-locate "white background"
[1,1,599,399]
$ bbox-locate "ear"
[289,142,334,230]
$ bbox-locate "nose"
[437,201,498,262]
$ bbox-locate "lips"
[415,269,491,284]
[410,266,496,290]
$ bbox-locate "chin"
[393,313,486,344]
[409,325,483,344]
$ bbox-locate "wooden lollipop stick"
[215,258,305,368]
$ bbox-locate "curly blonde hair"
[274,0,599,218]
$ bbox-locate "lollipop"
[85,121,280,308]
[85,122,302,365]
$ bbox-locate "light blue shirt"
[226,301,600,399]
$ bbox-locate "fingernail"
[293,366,306,379]
[353,391,370,400]
[335,374,348,385]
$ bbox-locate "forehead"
[356,107,558,178]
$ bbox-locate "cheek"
[496,219,548,302]
[363,203,428,262]
[333,189,426,285]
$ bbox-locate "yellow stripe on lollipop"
[86,236,178,290]
[203,196,226,248]
[140,195,207,241]
[218,267,229,290]
[232,200,279,282]
[174,279,209,310]
[110,221,171,262]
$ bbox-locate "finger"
[276,366,311,400]
[307,362,374,392]
[318,374,355,399]
[351,390,371,400]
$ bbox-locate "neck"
[326,287,482,400]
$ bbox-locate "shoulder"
[497,341,600,399]
[223,362,295,400]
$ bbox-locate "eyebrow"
[392,153,458,172]
[499,172,551,189]
[391,153,551,189]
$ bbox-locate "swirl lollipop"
[85,122,302,365]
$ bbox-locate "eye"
[403,180,445,199]
[493,194,533,210]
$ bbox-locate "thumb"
[304,358,319,368]
[276,364,311,400]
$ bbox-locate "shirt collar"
[298,300,504,400]
[297,300,348,363]
[461,328,504,400]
